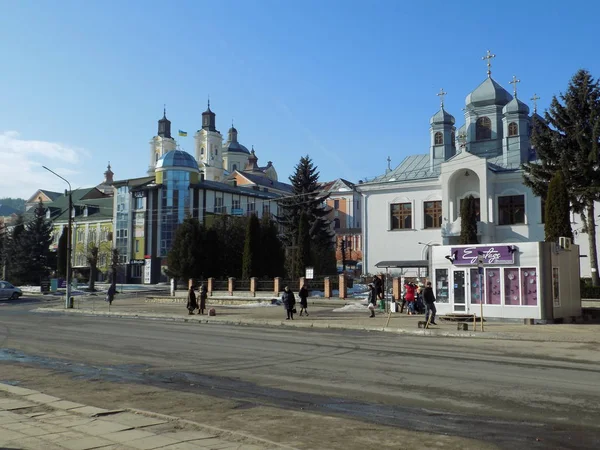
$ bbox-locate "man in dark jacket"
[367,283,377,318]
[282,286,296,320]
[423,281,437,325]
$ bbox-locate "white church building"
[358,60,595,281]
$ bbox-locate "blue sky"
[1,0,599,198]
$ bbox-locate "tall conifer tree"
[523,69,600,284]
[544,171,573,242]
[459,195,478,245]
[242,214,261,279]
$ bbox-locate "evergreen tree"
[459,195,478,245]
[86,244,99,291]
[9,200,53,284]
[260,214,285,278]
[242,214,261,279]
[294,211,311,279]
[278,155,334,277]
[209,215,246,278]
[523,69,600,284]
[167,217,203,281]
[56,227,68,278]
[544,171,573,242]
[5,214,24,283]
[203,227,221,278]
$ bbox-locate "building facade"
[358,66,556,277]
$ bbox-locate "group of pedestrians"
[186,283,208,315]
[282,284,309,320]
[368,278,437,325]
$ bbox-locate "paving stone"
[70,406,110,416]
[48,399,86,410]
[127,433,181,449]
[105,411,168,428]
[0,411,23,424]
[37,421,71,434]
[5,435,65,450]
[162,430,218,441]
[0,383,39,396]
[49,416,97,427]
[0,428,28,443]
[103,428,156,443]
[3,420,36,431]
[181,438,240,449]
[25,393,62,404]
[72,419,133,435]
[61,435,116,450]
[20,424,57,437]
[0,398,36,410]
[43,430,89,442]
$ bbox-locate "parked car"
[0,281,22,300]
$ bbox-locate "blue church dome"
[156,150,199,170]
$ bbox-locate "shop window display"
[435,269,449,303]
[521,268,537,306]
[470,268,484,304]
[504,268,521,305]
[486,268,501,304]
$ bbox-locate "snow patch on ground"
[226,301,280,308]
[333,301,369,312]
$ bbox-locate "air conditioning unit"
[559,237,572,251]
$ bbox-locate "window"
[134,197,144,210]
[232,199,240,211]
[508,122,518,137]
[248,201,255,214]
[498,195,525,225]
[131,264,142,278]
[434,132,443,145]
[232,164,237,171]
[262,203,270,216]
[435,269,449,303]
[459,197,481,222]
[424,201,442,228]
[356,200,360,210]
[390,203,412,230]
[333,218,340,229]
[451,131,456,147]
[476,116,492,140]
[334,199,340,210]
[214,197,223,214]
[135,240,139,253]
[201,147,204,155]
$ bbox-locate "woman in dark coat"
[282,286,296,320]
[198,283,207,315]
[299,284,309,316]
[186,286,198,315]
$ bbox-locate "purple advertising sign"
[450,245,516,265]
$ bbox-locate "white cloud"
[0,131,90,199]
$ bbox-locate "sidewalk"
[0,382,286,450]
[33,295,600,344]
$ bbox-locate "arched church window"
[434,132,443,145]
[451,131,456,147]
[508,122,518,137]
[476,117,492,140]
[155,152,159,162]
[232,164,237,171]
[200,147,204,155]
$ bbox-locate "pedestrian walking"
[282,286,296,320]
[186,285,198,315]
[198,283,207,315]
[106,283,116,306]
[404,282,416,315]
[299,284,309,316]
[373,275,383,300]
[423,281,437,325]
[367,283,377,318]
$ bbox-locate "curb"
[0,382,298,450]
[32,307,600,343]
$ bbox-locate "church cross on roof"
[436,88,447,107]
[482,49,496,77]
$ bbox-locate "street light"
[43,166,73,309]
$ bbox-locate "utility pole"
[43,166,73,309]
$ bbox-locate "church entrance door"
[452,269,467,313]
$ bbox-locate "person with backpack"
[423,281,437,325]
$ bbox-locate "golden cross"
[530,93,541,113]
[437,88,447,108]
[509,75,521,97]
[482,50,496,77]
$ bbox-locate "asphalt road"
[1,297,600,449]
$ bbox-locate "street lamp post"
[43,166,73,309]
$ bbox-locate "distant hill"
[0,198,26,212]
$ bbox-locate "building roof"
[235,171,293,194]
[43,188,113,223]
[112,175,155,188]
[465,77,512,108]
[26,189,62,204]
[368,154,437,184]
[503,97,530,115]
[430,107,455,125]
[156,150,199,170]
[195,179,281,199]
